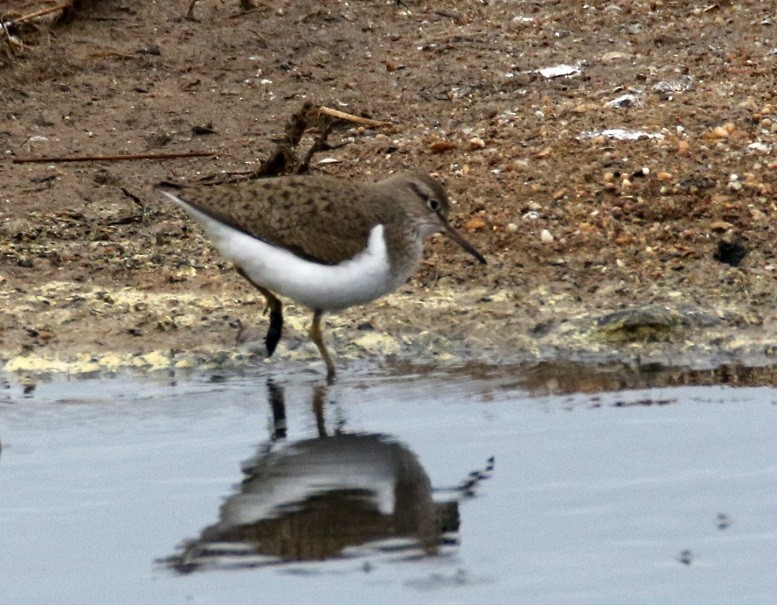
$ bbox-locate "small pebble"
[747,142,771,154]
[710,220,734,232]
[507,222,518,233]
[750,208,766,221]
[710,126,729,138]
[540,229,554,243]
[606,93,642,109]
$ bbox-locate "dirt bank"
[1,0,776,378]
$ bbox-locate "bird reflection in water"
[164,379,492,573]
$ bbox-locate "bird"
[158,171,486,380]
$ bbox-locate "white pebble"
[507,223,519,233]
[540,229,554,243]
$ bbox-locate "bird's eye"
[427,198,440,212]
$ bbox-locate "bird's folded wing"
[170,178,379,266]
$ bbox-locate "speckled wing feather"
[170,176,384,266]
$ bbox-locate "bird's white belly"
[180,203,409,311]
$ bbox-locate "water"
[1,364,777,604]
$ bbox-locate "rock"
[595,304,720,343]
[652,75,694,100]
[429,140,458,153]
[709,220,734,232]
[713,240,748,267]
[606,93,642,109]
[465,217,487,230]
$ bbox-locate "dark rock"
[713,240,748,267]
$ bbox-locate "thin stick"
[2,3,70,26]
[89,50,142,60]
[297,121,334,174]
[314,106,391,128]
[12,150,218,164]
[434,9,465,24]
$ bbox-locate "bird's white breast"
[165,193,415,311]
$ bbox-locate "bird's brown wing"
[169,176,383,266]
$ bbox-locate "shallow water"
[2,364,777,604]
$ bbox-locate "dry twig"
[193,103,391,185]
[314,106,391,128]
[297,122,335,175]
[12,151,217,164]
[1,2,70,27]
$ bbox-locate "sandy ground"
[1,0,776,379]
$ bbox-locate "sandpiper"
[158,172,485,379]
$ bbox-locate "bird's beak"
[443,223,487,264]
